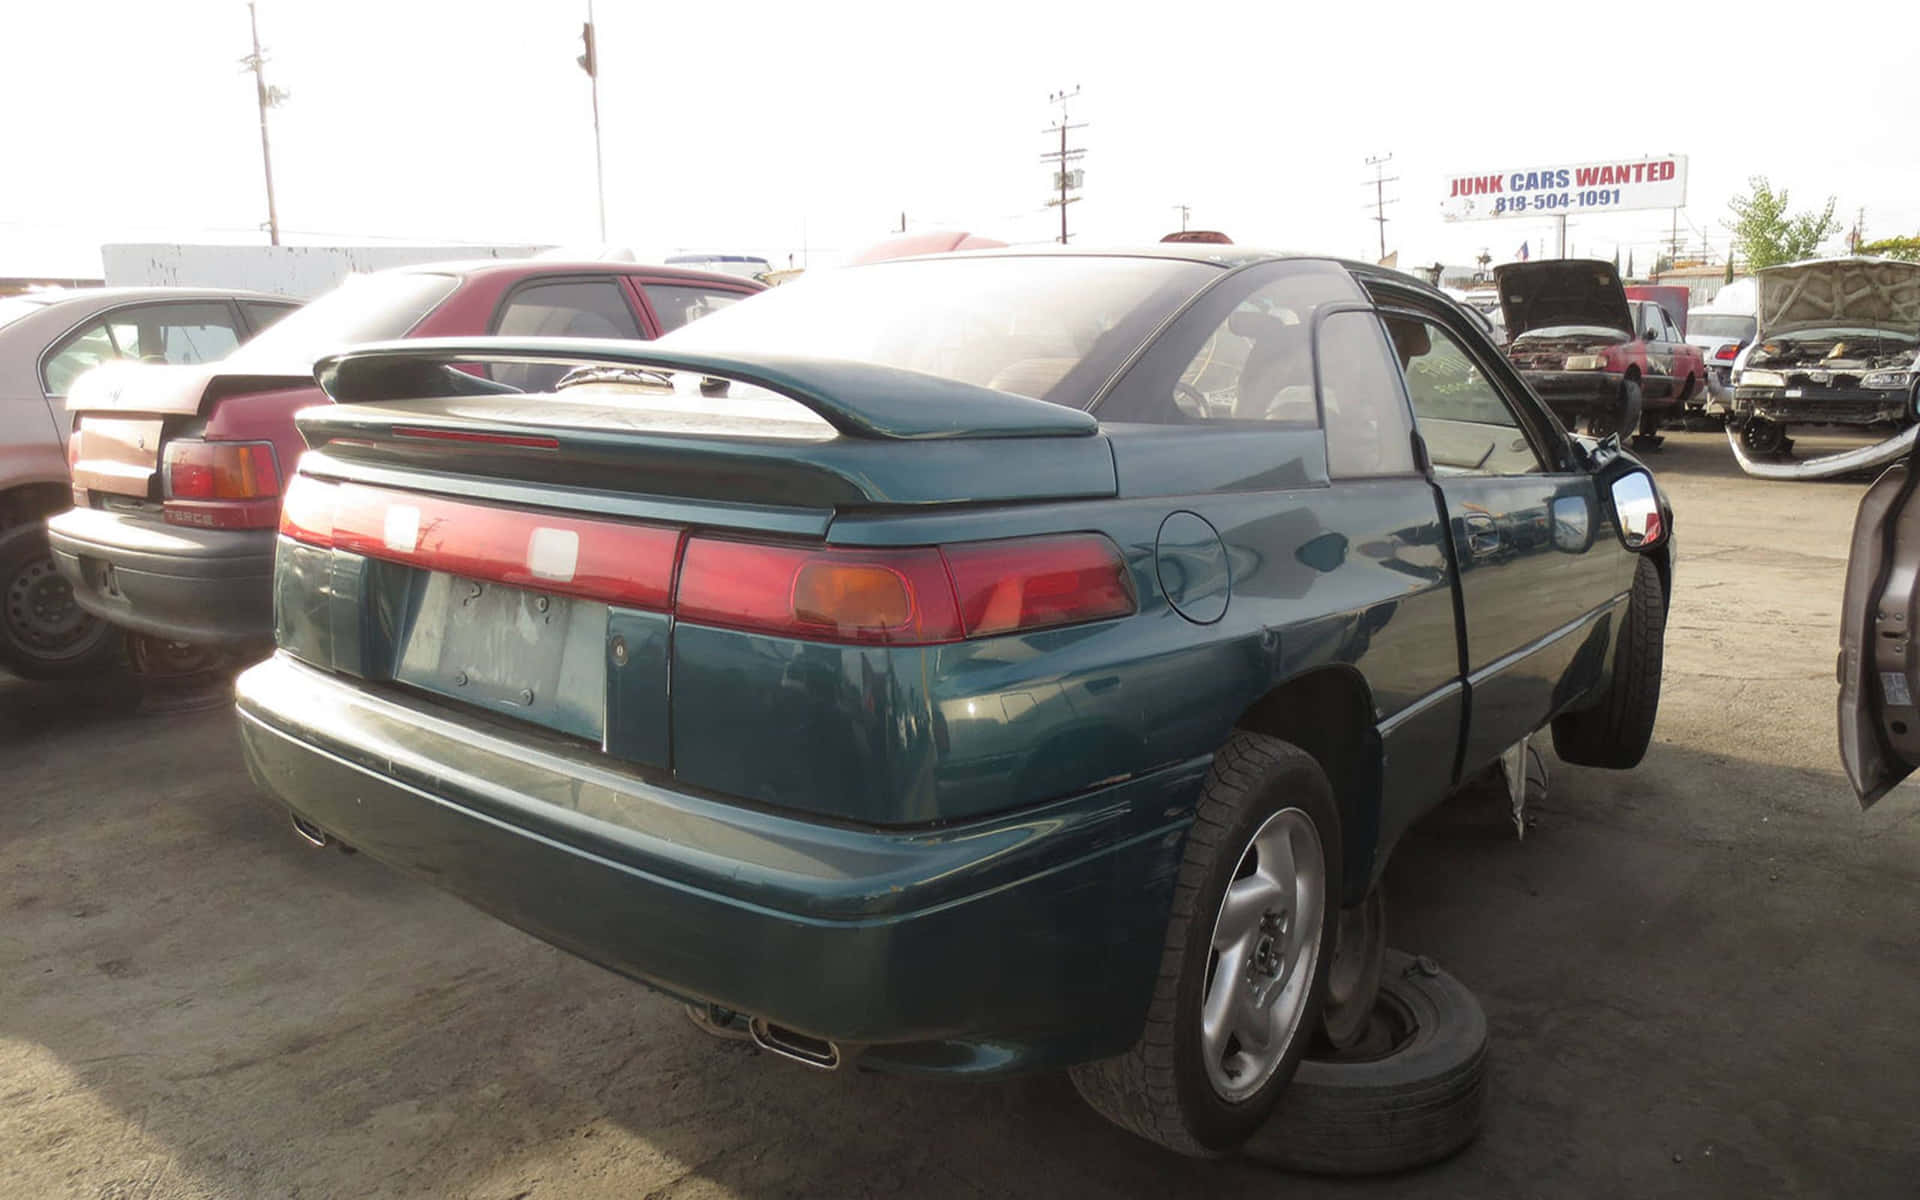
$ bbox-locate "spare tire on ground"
[1239,950,1487,1175]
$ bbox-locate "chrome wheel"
[3,551,105,662]
[1201,806,1327,1102]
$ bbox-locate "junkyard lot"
[4,430,1918,1199]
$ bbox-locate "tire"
[1580,378,1640,441]
[1071,732,1342,1157]
[1552,555,1665,768]
[0,523,122,681]
[1741,417,1787,457]
[1240,950,1488,1176]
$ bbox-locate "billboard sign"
[1441,155,1687,222]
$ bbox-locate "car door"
[1639,302,1679,398]
[1840,447,1920,806]
[1380,303,1636,770]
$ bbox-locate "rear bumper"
[1521,370,1677,417]
[46,507,274,645]
[234,653,1197,1076]
[1730,388,1910,429]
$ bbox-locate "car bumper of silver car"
[46,507,275,646]
[1730,387,1911,428]
[232,652,1200,1076]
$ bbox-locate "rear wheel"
[0,524,121,680]
[1552,556,1666,768]
[1070,732,1341,1156]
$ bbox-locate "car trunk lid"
[67,360,313,499]
[277,338,1121,798]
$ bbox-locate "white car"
[1687,310,1757,407]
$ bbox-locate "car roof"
[12,285,294,308]
[390,259,765,288]
[861,244,1465,302]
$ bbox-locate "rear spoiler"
[313,337,1099,441]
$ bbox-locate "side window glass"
[1386,316,1544,476]
[42,323,118,395]
[492,279,643,390]
[108,303,242,365]
[1169,276,1332,422]
[644,284,745,334]
[241,300,299,335]
[1318,312,1415,477]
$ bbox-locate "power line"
[1041,87,1087,245]
[1173,204,1191,233]
[1362,154,1399,263]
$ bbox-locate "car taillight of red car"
[161,439,283,529]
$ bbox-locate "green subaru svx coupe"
[234,247,1671,1156]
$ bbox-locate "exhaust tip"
[749,1017,841,1070]
[289,814,332,849]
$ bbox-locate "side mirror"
[1609,469,1665,550]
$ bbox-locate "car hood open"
[1494,259,1633,338]
[1755,257,1920,338]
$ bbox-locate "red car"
[1498,259,1705,448]
[48,260,761,667]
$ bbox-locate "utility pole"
[241,1,285,246]
[1362,154,1399,263]
[1173,204,1191,233]
[577,2,606,242]
[1042,88,1086,244]
[897,211,907,234]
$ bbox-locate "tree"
[1860,235,1920,263]
[1724,258,1735,284]
[1724,176,1841,268]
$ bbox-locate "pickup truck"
[233,248,1673,1157]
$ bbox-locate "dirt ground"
[5,428,1918,1199]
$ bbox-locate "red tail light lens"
[163,439,282,500]
[66,427,83,471]
[277,477,1137,645]
[279,475,336,546]
[1714,343,1739,361]
[278,478,679,610]
[943,535,1136,637]
[677,540,962,644]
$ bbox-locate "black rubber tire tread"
[1240,950,1487,1176]
[0,523,122,681]
[1552,554,1666,769]
[1070,731,1341,1158]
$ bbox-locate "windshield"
[225,271,460,367]
[1690,313,1756,340]
[0,295,53,332]
[659,255,1219,407]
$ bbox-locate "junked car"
[1498,259,1704,449]
[233,248,1672,1157]
[0,286,298,678]
[1686,309,1758,409]
[1726,257,1920,469]
[47,260,761,669]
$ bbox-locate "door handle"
[1464,513,1501,556]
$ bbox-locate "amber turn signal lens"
[792,562,915,630]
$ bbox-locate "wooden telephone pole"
[1042,88,1086,244]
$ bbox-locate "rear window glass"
[225,272,459,367]
[1690,313,1755,340]
[659,256,1217,408]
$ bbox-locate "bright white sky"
[3,0,1915,279]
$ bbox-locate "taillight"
[676,540,963,645]
[278,478,679,609]
[943,535,1136,637]
[163,439,281,501]
[278,478,1137,645]
[1715,343,1739,361]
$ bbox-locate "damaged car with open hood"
[1726,257,1920,477]
[1497,259,1703,449]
